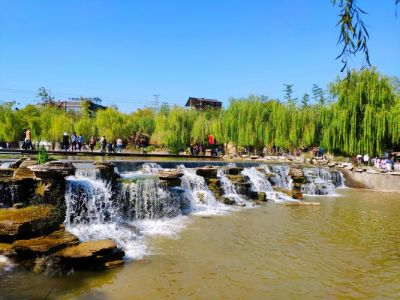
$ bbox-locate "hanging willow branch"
[332,0,400,72]
[332,0,370,72]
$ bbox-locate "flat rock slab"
[12,229,79,256]
[29,161,75,179]
[55,239,125,270]
[196,167,218,178]
[226,167,244,175]
[0,205,60,242]
[0,242,15,256]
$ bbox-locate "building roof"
[185,97,222,107]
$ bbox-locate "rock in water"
[12,229,79,257]
[0,205,61,242]
[54,239,125,270]
[29,161,75,180]
[196,166,218,178]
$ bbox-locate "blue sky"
[0,0,399,112]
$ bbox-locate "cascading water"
[118,178,180,219]
[62,162,344,260]
[270,165,293,190]
[65,167,146,258]
[241,167,297,203]
[217,168,250,207]
[301,168,344,196]
[179,166,230,214]
[0,162,12,169]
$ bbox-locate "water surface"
[1,189,400,299]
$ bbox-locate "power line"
[0,87,182,107]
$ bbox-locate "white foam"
[0,255,15,271]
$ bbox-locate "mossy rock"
[227,175,246,183]
[0,168,14,178]
[0,242,15,256]
[226,167,244,175]
[291,176,307,184]
[247,191,267,202]
[207,179,223,200]
[12,228,79,257]
[196,167,218,178]
[0,205,61,242]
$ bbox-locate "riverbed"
[1,188,399,299]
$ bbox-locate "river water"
[1,188,400,299]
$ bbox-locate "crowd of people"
[354,153,400,172]
[60,132,125,153]
[372,157,400,171]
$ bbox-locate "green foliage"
[1,69,399,157]
[37,146,49,164]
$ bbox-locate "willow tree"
[0,103,22,142]
[75,117,96,140]
[128,108,155,135]
[95,108,130,141]
[152,106,196,153]
[223,96,267,148]
[325,68,396,155]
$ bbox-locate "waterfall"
[65,168,146,258]
[241,167,273,192]
[270,165,293,190]
[118,178,181,219]
[217,168,250,207]
[0,162,12,169]
[301,168,344,196]
[242,167,297,203]
[179,166,231,214]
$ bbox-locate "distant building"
[59,97,107,115]
[185,97,222,110]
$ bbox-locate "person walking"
[100,136,106,153]
[77,133,83,151]
[89,136,96,152]
[62,132,69,150]
[24,128,32,150]
[363,153,369,166]
[71,132,77,151]
[116,138,123,153]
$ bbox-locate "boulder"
[0,168,14,178]
[29,161,75,180]
[248,191,267,202]
[54,239,125,270]
[196,166,218,178]
[0,242,16,256]
[220,195,236,205]
[94,162,119,181]
[227,175,246,183]
[274,187,303,200]
[207,178,223,199]
[12,228,79,257]
[226,167,244,175]
[0,205,61,242]
[291,176,307,184]
[158,170,183,187]
[0,178,34,208]
[289,168,304,178]
[18,158,37,170]
[328,162,337,167]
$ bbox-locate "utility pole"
[152,94,160,113]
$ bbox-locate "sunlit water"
[1,189,400,299]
